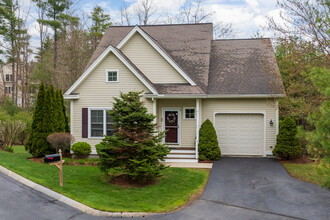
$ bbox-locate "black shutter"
[82,108,88,138]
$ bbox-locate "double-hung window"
[5,74,13,82]
[90,109,115,137]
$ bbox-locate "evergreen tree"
[198,119,221,161]
[25,82,54,156]
[38,0,75,86]
[89,6,112,50]
[53,89,66,131]
[59,90,69,132]
[273,117,302,159]
[96,91,169,183]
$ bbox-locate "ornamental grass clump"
[272,117,302,160]
[198,119,221,161]
[96,91,169,183]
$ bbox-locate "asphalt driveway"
[1,158,329,220]
[150,158,330,220]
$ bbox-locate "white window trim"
[5,74,13,82]
[105,69,119,82]
[183,107,196,119]
[88,107,112,139]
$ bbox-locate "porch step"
[169,150,195,154]
[168,147,195,150]
[164,158,198,163]
[166,154,196,158]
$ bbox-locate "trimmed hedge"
[272,117,302,160]
[71,142,92,159]
[198,119,221,161]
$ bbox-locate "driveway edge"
[0,165,155,218]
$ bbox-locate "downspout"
[195,99,200,159]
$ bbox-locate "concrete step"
[166,154,196,158]
[170,149,195,154]
[164,158,198,163]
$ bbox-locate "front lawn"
[0,146,209,212]
[282,162,326,186]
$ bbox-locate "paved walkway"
[1,158,329,220]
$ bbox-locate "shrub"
[272,117,302,159]
[198,119,221,161]
[0,120,26,151]
[71,142,91,159]
[47,132,74,152]
[96,91,169,183]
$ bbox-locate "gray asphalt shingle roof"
[85,23,285,95]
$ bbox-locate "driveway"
[150,158,330,220]
[1,158,329,220]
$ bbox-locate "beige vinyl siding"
[157,99,196,148]
[72,53,153,151]
[202,99,277,154]
[121,33,188,84]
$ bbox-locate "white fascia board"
[144,94,285,99]
[117,26,197,86]
[64,94,79,99]
[64,45,158,96]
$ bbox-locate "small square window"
[107,71,118,82]
[184,108,195,119]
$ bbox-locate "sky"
[19,0,287,55]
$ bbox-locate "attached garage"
[214,113,265,156]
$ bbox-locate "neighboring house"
[0,64,23,106]
[64,23,285,163]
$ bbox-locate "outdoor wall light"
[270,119,274,126]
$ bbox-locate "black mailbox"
[44,154,60,163]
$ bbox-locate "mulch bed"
[279,156,314,164]
[28,157,43,164]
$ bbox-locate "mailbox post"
[44,149,64,187]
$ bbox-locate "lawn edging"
[0,165,154,218]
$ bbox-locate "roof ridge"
[212,38,271,41]
[111,23,213,28]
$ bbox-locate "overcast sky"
[20,0,286,54]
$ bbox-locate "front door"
[164,110,180,144]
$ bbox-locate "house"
[64,23,285,163]
[0,64,24,106]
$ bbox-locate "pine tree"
[96,91,169,183]
[273,117,302,159]
[25,82,54,156]
[198,119,221,161]
[89,6,112,50]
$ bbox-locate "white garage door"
[215,114,264,156]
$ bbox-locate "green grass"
[0,145,209,212]
[282,163,326,186]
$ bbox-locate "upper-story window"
[5,74,13,82]
[106,70,118,82]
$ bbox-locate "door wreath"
[166,113,177,124]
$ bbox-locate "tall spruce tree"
[96,91,169,183]
[59,90,69,132]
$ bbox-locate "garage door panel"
[215,114,264,156]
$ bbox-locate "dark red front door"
[164,110,179,143]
